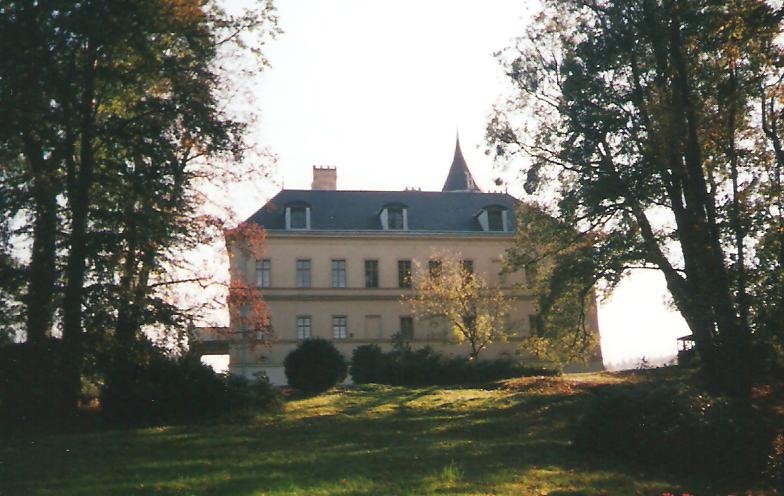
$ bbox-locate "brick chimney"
[312,166,337,190]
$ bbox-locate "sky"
[222,0,691,368]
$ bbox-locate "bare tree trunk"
[23,140,57,345]
[62,39,97,413]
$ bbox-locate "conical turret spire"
[442,134,480,192]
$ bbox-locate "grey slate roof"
[245,189,518,232]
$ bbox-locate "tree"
[0,0,279,412]
[488,0,784,394]
[406,253,513,359]
[506,203,600,364]
[225,222,273,353]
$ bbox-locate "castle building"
[222,138,601,383]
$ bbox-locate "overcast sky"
[225,0,690,368]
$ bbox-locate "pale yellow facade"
[218,155,602,383]
[226,232,600,383]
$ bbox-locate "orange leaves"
[162,0,205,25]
[225,221,271,347]
[227,279,272,347]
[225,222,266,260]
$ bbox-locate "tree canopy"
[0,0,279,413]
[406,253,513,359]
[489,0,784,394]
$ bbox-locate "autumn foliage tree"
[507,203,600,364]
[406,253,512,359]
[489,0,784,394]
[225,222,273,348]
[0,0,279,414]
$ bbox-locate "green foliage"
[284,338,348,394]
[224,373,283,415]
[575,381,776,484]
[349,344,386,384]
[4,370,770,495]
[349,343,559,387]
[507,203,600,364]
[0,340,71,425]
[0,0,279,411]
[489,0,784,392]
[101,343,281,425]
[407,253,512,359]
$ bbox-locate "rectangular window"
[488,209,504,231]
[388,208,404,230]
[364,260,379,288]
[398,260,412,288]
[296,259,311,288]
[256,259,271,288]
[461,259,474,275]
[331,259,347,288]
[400,316,414,340]
[290,206,307,229]
[296,316,311,340]
[332,315,348,339]
[428,259,442,278]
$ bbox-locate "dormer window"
[380,203,408,230]
[477,205,509,232]
[285,202,311,230]
[388,207,404,229]
[488,209,504,231]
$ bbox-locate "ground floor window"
[296,316,311,340]
[400,316,414,340]
[332,315,348,339]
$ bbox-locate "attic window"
[388,208,404,229]
[477,205,508,232]
[286,203,311,230]
[380,203,408,231]
[488,209,504,231]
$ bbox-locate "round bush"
[350,344,386,384]
[284,338,348,393]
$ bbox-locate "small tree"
[406,253,512,359]
[284,338,348,393]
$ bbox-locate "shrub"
[224,373,283,413]
[0,340,71,425]
[574,382,776,484]
[284,338,348,393]
[350,344,386,384]
[349,344,559,386]
[101,344,281,425]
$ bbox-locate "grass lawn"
[0,370,767,495]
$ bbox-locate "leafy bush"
[101,345,281,425]
[350,344,558,386]
[574,382,776,484]
[350,344,386,384]
[225,373,283,413]
[284,338,348,393]
[0,340,71,425]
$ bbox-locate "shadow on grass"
[0,376,718,496]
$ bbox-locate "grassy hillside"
[0,371,770,495]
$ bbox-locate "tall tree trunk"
[761,93,784,332]
[665,0,750,395]
[726,68,750,330]
[62,39,97,412]
[23,140,57,345]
